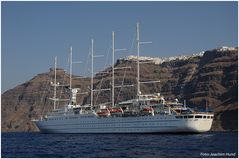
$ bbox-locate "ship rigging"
[33,23,214,133]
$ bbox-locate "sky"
[1,1,238,93]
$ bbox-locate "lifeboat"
[109,107,123,116]
[96,109,110,117]
[109,107,123,113]
[143,107,153,112]
[142,107,154,115]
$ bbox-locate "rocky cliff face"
[1,47,238,132]
[1,69,91,132]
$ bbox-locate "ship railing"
[191,112,214,115]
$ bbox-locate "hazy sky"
[1,1,238,92]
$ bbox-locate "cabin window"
[184,116,188,119]
[207,116,210,119]
[188,116,193,118]
[195,115,202,118]
[210,116,214,119]
[176,116,183,119]
[203,116,206,119]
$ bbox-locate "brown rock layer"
[1,47,238,132]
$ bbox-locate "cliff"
[1,47,238,132]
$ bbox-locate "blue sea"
[1,132,238,158]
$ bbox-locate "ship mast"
[91,39,94,107]
[136,22,140,99]
[53,56,57,110]
[51,55,70,109]
[69,46,72,90]
[89,39,106,107]
[68,46,84,105]
[112,32,115,107]
[111,31,128,107]
[136,22,155,99]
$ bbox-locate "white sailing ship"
[33,23,214,133]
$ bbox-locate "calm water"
[1,132,238,158]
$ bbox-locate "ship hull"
[34,114,213,133]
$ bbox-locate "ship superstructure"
[33,23,214,133]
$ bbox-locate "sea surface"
[1,132,238,158]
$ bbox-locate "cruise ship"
[33,23,214,133]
